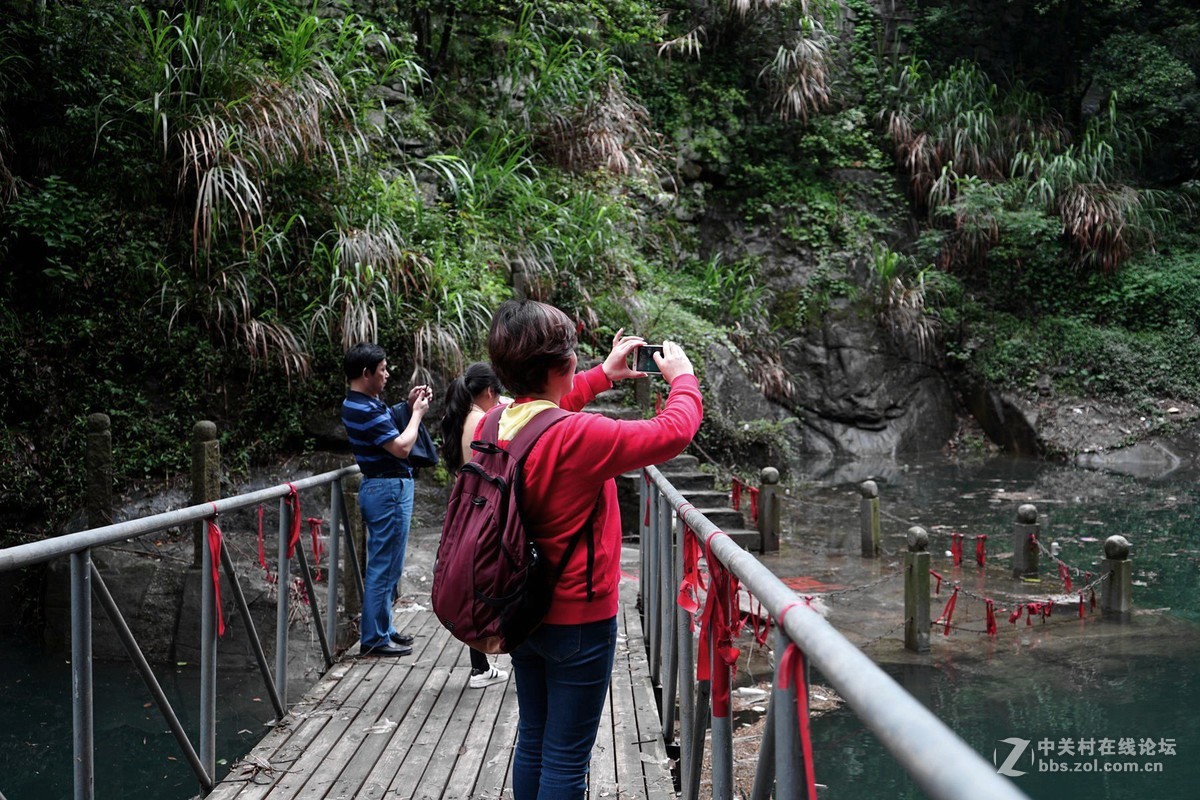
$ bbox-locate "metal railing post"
[276,497,291,707]
[676,516,695,787]
[686,667,711,800]
[199,512,217,781]
[710,620,733,800]
[773,626,804,800]
[662,512,681,743]
[191,421,220,567]
[646,486,660,682]
[217,546,284,718]
[325,480,343,648]
[656,488,672,688]
[70,549,94,800]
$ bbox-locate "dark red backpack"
[431,405,596,654]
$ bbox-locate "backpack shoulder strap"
[477,404,570,463]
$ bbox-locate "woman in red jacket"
[485,299,703,800]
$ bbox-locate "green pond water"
[776,454,1200,799]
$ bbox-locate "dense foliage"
[1,0,1197,538]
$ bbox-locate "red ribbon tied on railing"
[1058,561,1073,593]
[1078,592,1086,619]
[677,524,706,622]
[1009,605,1023,625]
[206,505,226,637]
[697,535,741,718]
[307,517,324,566]
[950,532,964,566]
[731,479,742,511]
[256,504,268,572]
[930,569,943,595]
[975,534,987,567]
[777,643,819,799]
[285,483,302,559]
[748,486,760,523]
[938,586,959,636]
[985,599,997,637]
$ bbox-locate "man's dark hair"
[344,342,386,381]
[486,300,576,396]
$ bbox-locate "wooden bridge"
[206,572,674,800]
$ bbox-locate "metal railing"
[0,466,364,800]
[638,465,1030,800]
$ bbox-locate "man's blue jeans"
[510,617,618,800]
[358,476,413,648]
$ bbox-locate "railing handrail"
[0,465,361,572]
[643,464,1028,800]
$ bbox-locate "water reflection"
[776,453,1200,799]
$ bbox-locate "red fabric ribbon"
[1009,605,1023,625]
[731,479,742,511]
[307,517,324,566]
[256,504,267,572]
[930,569,943,595]
[697,535,741,718]
[777,643,819,799]
[950,533,964,566]
[1058,561,1073,593]
[938,586,959,636]
[1078,592,1085,619]
[975,534,987,567]
[748,486,760,523]
[677,524,705,622]
[1090,588,1097,611]
[749,595,771,646]
[285,484,302,559]
[985,599,997,637]
[206,506,226,637]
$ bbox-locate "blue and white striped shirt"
[342,391,409,477]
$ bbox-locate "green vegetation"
[2,0,1198,536]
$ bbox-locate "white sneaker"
[468,665,509,689]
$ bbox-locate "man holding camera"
[341,342,432,656]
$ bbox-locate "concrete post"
[860,480,881,558]
[1011,503,1039,580]
[191,421,220,568]
[85,413,112,529]
[904,526,931,654]
[1099,535,1132,620]
[758,466,781,553]
[343,473,365,624]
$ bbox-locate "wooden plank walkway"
[208,575,674,800]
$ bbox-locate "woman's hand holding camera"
[601,328,646,383]
[653,341,694,384]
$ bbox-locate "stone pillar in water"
[1099,535,1132,621]
[1011,503,1040,580]
[758,466,780,553]
[85,413,112,529]
[860,480,881,558]
[191,421,220,567]
[904,526,930,653]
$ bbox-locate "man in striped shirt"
[342,342,432,656]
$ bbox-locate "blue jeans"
[358,476,413,648]
[511,617,618,800]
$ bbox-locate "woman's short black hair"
[486,300,576,396]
